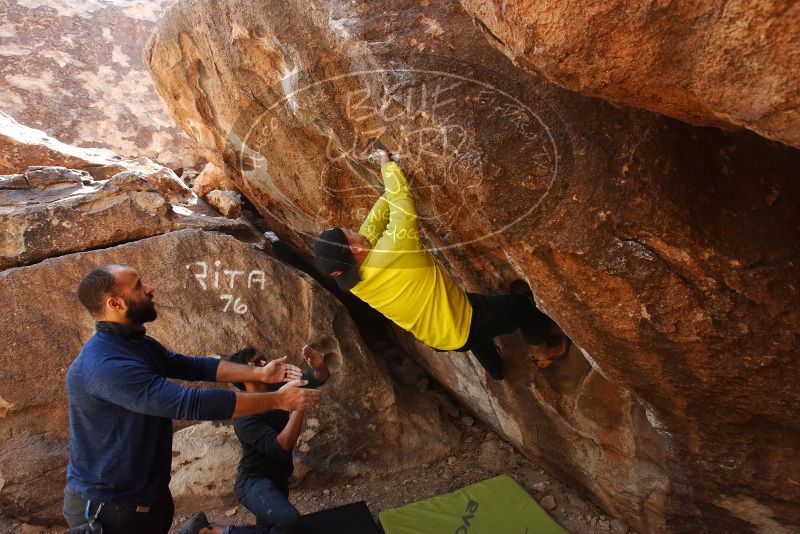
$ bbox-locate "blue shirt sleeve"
[234,417,291,460]
[146,337,221,382]
[86,352,236,420]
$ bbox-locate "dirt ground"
[188,410,632,534]
[2,412,632,534]
[180,411,632,534]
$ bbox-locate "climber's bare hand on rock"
[303,344,325,368]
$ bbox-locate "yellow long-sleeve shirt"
[351,162,472,351]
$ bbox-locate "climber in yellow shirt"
[313,150,567,380]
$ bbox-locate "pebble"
[611,518,628,533]
[531,481,549,493]
[598,519,611,531]
[416,377,430,391]
[461,416,474,427]
[323,489,330,495]
[447,456,457,465]
[539,495,557,511]
[567,494,590,513]
[224,507,238,517]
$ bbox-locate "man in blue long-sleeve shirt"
[64,264,323,534]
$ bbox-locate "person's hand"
[303,344,325,368]
[367,148,391,167]
[276,380,322,411]
[255,356,303,384]
[377,149,391,166]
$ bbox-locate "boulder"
[0,166,245,270]
[0,0,200,168]
[0,229,458,523]
[205,189,243,219]
[112,168,194,205]
[0,111,165,177]
[170,423,240,512]
[193,163,237,197]
[460,0,800,148]
[22,167,86,189]
[145,1,800,531]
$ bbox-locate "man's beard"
[125,296,157,324]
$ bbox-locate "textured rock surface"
[0,0,200,167]
[205,189,242,219]
[460,0,800,148]
[146,1,800,532]
[0,229,458,524]
[0,166,243,270]
[170,423,241,512]
[193,163,237,197]
[119,167,195,205]
[0,110,165,177]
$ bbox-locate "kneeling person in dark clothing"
[182,345,330,534]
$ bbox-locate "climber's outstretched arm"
[359,193,389,247]
[375,161,421,252]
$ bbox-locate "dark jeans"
[458,292,550,377]
[63,484,174,534]
[228,476,299,534]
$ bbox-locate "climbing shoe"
[534,336,570,369]
[178,512,212,534]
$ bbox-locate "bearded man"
[63,264,321,534]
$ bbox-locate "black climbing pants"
[456,291,550,377]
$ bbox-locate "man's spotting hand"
[276,380,322,411]
[254,356,303,384]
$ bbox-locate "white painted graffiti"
[186,260,269,314]
[220,294,248,314]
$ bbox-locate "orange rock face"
[460,0,800,149]
[146,1,800,532]
[0,0,201,168]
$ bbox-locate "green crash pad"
[379,475,566,534]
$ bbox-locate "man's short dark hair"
[77,265,121,316]
[227,348,259,391]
